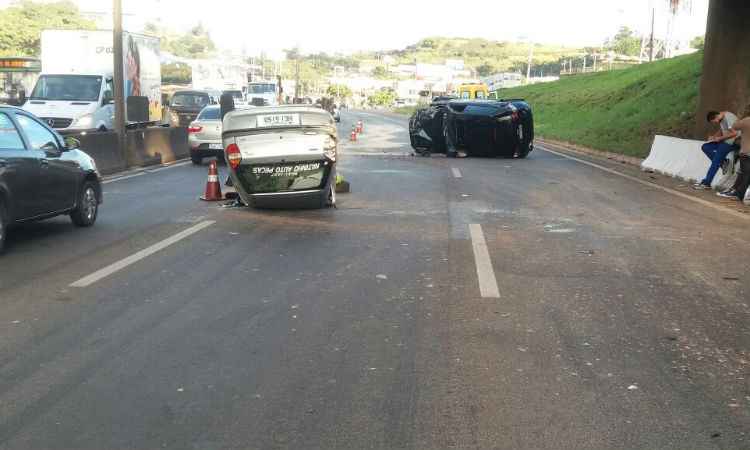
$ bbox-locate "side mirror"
[63,136,81,151]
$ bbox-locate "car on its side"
[222,105,337,209]
[188,105,223,165]
[165,90,213,128]
[409,97,534,158]
[0,106,102,253]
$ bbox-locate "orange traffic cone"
[357,120,363,134]
[350,126,357,142]
[200,160,223,201]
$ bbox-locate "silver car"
[222,106,337,209]
[188,105,223,165]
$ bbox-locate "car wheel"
[70,181,99,227]
[320,170,336,209]
[191,156,203,165]
[0,201,7,254]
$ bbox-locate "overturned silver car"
[222,106,337,209]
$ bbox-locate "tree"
[372,66,390,79]
[145,22,216,58]
[161,63,191,85]
[0,0,96,57]
[326,84,352,99]
[690,35,705,50]
[368,88,396,107]
[476,63,495,77]
[605,26,642,57]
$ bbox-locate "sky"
[2,0,710,56]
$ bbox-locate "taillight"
[511,111,520,122]
[187,124,203,133]
[225,143,242,170]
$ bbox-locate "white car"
[222,106,337,209]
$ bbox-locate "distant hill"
[381,37,584,75]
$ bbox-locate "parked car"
[166,90,213,128]
[0,106,102,253]
[409,97,534,158]
[222,105,337,209]
[188,105,223,165]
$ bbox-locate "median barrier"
[76,131,127,175]
[125,127,189,167]
[642,135,737,190]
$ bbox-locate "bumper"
[190,143,224,158]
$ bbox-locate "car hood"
[22,101,96,119]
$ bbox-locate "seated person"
[718,116,750,200]
[693,110,740,190]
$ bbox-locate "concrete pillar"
[695,0,750,137]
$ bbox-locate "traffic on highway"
[1,1,749,449]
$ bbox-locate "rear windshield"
[198,107,220,120]
[171,92,210,108]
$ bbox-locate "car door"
[14,113,78,214]
[0,111,41,220]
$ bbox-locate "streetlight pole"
[113,0,126,154]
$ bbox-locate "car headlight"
[73,114,94,128]
[323,136,337,161]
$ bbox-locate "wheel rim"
[83,187,97,221]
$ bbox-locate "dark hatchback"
[409,97,534,158]
[0,106,102,253]
[166,90,213,128]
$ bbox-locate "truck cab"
[22,73,114,131]
[246,82,279,107]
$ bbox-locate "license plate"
[209,143,223,150]
[257,114,300,128]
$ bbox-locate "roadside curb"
[537,138,645,167]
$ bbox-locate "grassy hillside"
[498,52,703,158]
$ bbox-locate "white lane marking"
[102,172,145,185]
[539,146,750,222]
[469,224,500,298]
[451,167,463,179]
[70,220,215,288]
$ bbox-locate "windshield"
[224,90,243,99]
[198,107,220,120]
[171,92,210,108]
[30,75,102,102]
[247,84,276,94]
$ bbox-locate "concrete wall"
[72,127,189,175]
[695,0,750,138]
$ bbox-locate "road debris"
[376,274,388,280]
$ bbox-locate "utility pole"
[649,7,655,62]
[294,56,300,100]
[593,53,598,72]
[112,0,126,156]
[583,55,587,72]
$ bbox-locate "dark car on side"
[166,90,213,128]
[0,106,102,253]
[409,97,534,158]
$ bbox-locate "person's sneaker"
[717,189,739,199]
[692,182,711,190]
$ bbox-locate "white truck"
[23,30,161,132]
[246,81,280,107]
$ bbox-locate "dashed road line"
[102,172,145,184]
[469,224,500,298]
[539,146,750,221]
[70,220,216,288]
[452,167,463,179]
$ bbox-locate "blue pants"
[701,142,735,186]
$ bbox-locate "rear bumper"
[190,143,224,158]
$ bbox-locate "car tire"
[70,181,99,227]
[0,200,7,254]
[191,156,202,165]
[320,170,336,209]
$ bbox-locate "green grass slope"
[498,52,703,157]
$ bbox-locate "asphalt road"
[0,109,749,450]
